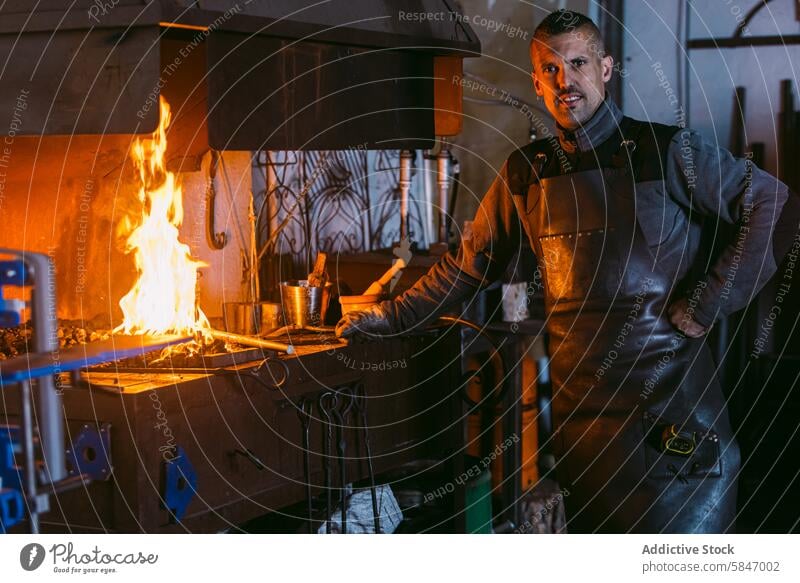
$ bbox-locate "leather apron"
[513,119,740,533]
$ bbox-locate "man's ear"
[601,54,614,83]
[532,71,544,97]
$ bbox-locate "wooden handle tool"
[363,258,407,296]
[308,252,328,287]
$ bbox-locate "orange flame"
[115,97,210,337]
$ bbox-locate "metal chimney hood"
[0,0,481,150]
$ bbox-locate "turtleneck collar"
[556,94,624,153]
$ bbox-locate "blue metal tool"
[162,446,198,522]
[66,424,112,482]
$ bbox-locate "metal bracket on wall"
[162,446,198,523]
[65,424,112,482]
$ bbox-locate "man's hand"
[335,303,397,342]
[668,298,708,338]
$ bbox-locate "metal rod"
[687,35,800,49]
[437,147,450,244]
[399,150,413,240]
[319,393,334,534]
[26,252,66,484]
[298,399,314,533]
[355,385,380,533]
[332,406,347,535]
[19,381,39,534]
[208,329,294,354]
[248,194,260,303]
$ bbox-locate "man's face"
[531,28,613,131]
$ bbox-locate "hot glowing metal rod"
[209,329,295,355]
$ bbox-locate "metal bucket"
[280,280,332,328]
[258,302,284,334]
[223,301,285,335]
[339,294,381,316]
[223,302,260,335]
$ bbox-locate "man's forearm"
[385,249,486,330]
[385,159,523,331]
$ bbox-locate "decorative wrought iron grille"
[252,149,431,299]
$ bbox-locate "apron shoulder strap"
[617,117,683,182]
[507,140,553,198]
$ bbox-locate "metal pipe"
[248,195,260,303]
[19,380,39,534]
[26,252,66,484]
[436,146,451,244]
[399,150,414,240]
[419,153,436,247]
[446,156,461,247]
[209,329,294,354]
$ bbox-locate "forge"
[0,1,486,534]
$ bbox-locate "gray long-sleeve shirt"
[388,97,800,331]
[665,127,799,326]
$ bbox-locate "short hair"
[532,10,607,56]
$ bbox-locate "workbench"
[1,329,465,533]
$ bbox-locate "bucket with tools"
[280,252,332,328]
[280,280,333,328]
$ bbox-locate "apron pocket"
[642,410,722,480]
[539,228,622,302]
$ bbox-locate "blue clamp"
[66,424,112,482]
[162,446,198,522]
[0,260,28,286]
[0,426,22,492]
[0,426,23,532]
[0,488,24,532]
[0,260,29,327]
[0,423,115,532]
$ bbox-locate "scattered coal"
[89,337,236,369]
[0,318,113,360]
[0,318,245,368]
